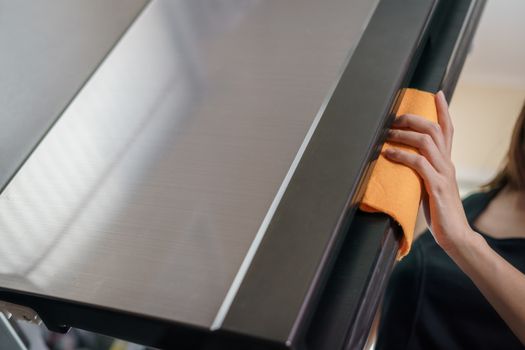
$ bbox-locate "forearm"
[446,229,525,344]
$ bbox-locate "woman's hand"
[382,90,472,254]
[384,90,525,343]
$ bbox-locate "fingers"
[435,91,454,155]
[392,113,446,154]
[383,148,440,194]
[387,128,447,172]
[382,90,457,196]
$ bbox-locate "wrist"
[444,227,487,263]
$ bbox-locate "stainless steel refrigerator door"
[0,0,378,329]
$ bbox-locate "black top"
[377,187,525,349]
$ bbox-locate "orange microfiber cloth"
[359,88,438,259]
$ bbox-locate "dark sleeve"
[375,235,426,350]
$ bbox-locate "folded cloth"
[359,88,438,259]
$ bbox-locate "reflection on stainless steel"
[0,0,147,190]
[0,0,378,328]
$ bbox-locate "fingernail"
[383,148,395,156]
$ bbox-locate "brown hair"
[483,100,525,191]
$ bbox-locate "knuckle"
[431,123,441,135]
[422,134,432,148]
[414,155,427,169]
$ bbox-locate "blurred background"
[451,0,525,195]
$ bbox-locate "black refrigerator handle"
[348,0,487,348]
[305,1,486,349]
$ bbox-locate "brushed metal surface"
[0,0,377,328]
[0,0,147,190]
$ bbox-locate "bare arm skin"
[383,91,525,344]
